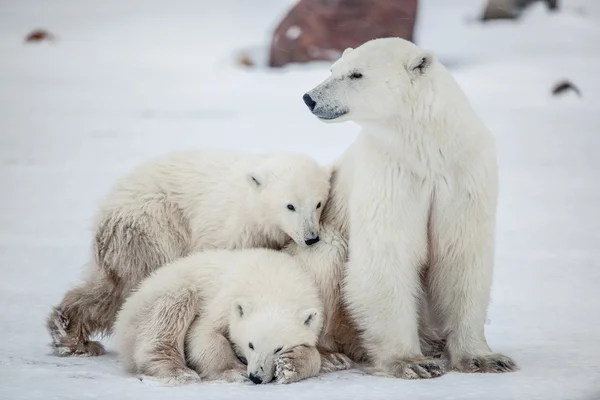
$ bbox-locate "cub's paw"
[275,346,320,384]
[207,364,249,383]
[46,307,69,347]
[274,356,298,384]
[140,368,200,385]
[320,351,354,373]
[455,353,518,373]
[381,357,445,380]
[54,340,106,357]
[164,368,201,385]
[220,367,249,383]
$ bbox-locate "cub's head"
[229,300,322,384]
[247,154,331,247]
[303,37,439,126]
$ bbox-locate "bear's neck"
[361,101,486,160]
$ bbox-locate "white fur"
[114,248,323,384]
[100,149,330,249]
[304,37,517,377]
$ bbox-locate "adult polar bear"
[303,38,517,378]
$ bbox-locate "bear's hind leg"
[47,275,122,356]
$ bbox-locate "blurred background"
[1,1,599,399]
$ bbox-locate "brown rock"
[268,0,418,68]
[25,29,55,43]
[481,0,558,21]
[237,52,255,68]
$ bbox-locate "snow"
[1,0,599,399]
[286,26,302,40]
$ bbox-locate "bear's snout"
[303,93,316,111]
[305,236,320,246]
[248,373,263,384]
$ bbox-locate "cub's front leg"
[186,317,249,383]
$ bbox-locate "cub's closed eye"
[316,202,322,209]
[248,342,254,350]
[350,72,363,79]
[274,346,283,354]
[287,204,295,211]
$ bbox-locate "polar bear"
[301,38,518,379]
[47,149,331,357]
[114,248,324,385]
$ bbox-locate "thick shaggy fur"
[303,38,518,379]
[283,228,366,366]
[114,249,324,384]
[47,149,331,356]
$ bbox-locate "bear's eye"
[287,204,295,211]
[274,346,283,354]
[248,342,254,350]
[350,72,363,80]
[316,202,322,209]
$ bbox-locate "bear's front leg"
[344,170,444,379]
[274,345,321,384]
[427,167,518,373]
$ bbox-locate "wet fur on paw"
[160,368,201,385]
[207,365,249,383]
[372,357,445,380]
[320,351,354,373]
[455,353,518,373]
[274,356,297,384]
[47,307,106,357]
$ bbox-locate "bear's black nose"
[303,93,316,111]
[248,373,263,384]
[305,236,320,246]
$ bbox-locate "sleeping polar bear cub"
[302,37,518,379]
[115,249,324,385]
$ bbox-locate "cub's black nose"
[303,93,316,111]
[248,373,263,384]
[305,236,320,246]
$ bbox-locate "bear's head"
[246,154,331,247]
[303,37,441,127]
[229,299,322,384]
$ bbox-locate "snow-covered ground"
[1,0,599,399]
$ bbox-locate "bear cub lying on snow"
[115,248,325,385]
[47,149,331,357]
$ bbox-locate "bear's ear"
[407,51,435,78]
[246,173,263,190]
[301,308,320,328]
[233,299,251,318]
[342,47,354,57]
[320,163,334,181]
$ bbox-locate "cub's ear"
[246,173,263,190]
[301,308,320,328]
[233,299,251,318]
[407,50,435,78]
[342,47,354,56]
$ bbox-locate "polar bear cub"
[115,248,324,385]
[47,149,331,357]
